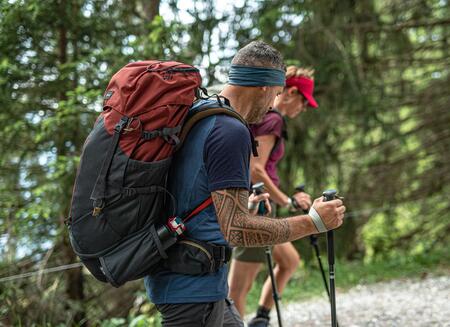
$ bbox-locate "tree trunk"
[142,0,160,22]
[57,1,86,324]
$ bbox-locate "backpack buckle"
[123,117,141,133]
[167,216,186,236]
[92,199,105,216]
[114,116,129,133]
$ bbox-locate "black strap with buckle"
[142,125,182,146]
[90,116,129,216]
[211,244,233,270]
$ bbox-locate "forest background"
[0,0,449,325]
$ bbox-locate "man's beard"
[246,105,270,124]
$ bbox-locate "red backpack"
[67,60,252,287]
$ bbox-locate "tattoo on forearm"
[212,189,291,247]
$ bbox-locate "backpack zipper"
[167,67,199,73]
[159,67,199,80]
[179,240,213,262]
[147,64,199,73]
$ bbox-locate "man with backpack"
[143,40,346,326]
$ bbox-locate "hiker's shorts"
[233,203,277,263]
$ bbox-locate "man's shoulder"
[194,101,249,134]
[208,114,251,149]
[215,114,248,131]
[189,99,251,144]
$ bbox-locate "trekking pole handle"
[323,189,337,202]
[251,182,267,215]
[252,182,265,195]
[290,184,307,211]
[323,189,337,266]
[295,184,306,193]
[293,184,307,213]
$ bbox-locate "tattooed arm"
[211,188,318,247]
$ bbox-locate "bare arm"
[211,188,317,247]
[251,134,312,210]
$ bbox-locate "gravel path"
[248,275,450,327]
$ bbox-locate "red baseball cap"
[285,76,318,108]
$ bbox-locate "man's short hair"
[232,41,285,71]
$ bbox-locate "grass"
[244,248,450,314]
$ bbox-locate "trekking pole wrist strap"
[248,201,258,210]
[308,206,328,233]
[285,197,293,209]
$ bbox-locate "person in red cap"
[228,66,319,326]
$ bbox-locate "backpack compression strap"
[181,197,213,223]
[90,116,129,216]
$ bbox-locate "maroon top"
[250,111,285,186]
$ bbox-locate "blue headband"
[228,65,285,87]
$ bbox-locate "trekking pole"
[252,182,283,327]
[294,185,331,301]
[323,189,338,327]
[294,185,340,327]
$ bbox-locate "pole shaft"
[311,237,331,298]
[254,183,283,327]
[327,231,337,327]
[265,247,283,327]
[323,190,338,327]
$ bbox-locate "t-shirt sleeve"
[204,115,251,192]
[250,112,284,138]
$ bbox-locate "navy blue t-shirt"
[144,99,251,304]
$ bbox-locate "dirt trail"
[250,275,450,327]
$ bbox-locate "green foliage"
[362,194,450,261]
[101,313,162,327]
[0,0,449,325]
[232,0,450,260]
[0,0,172,325]
[100,318,127,327]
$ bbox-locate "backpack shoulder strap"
[177,100,259,157]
